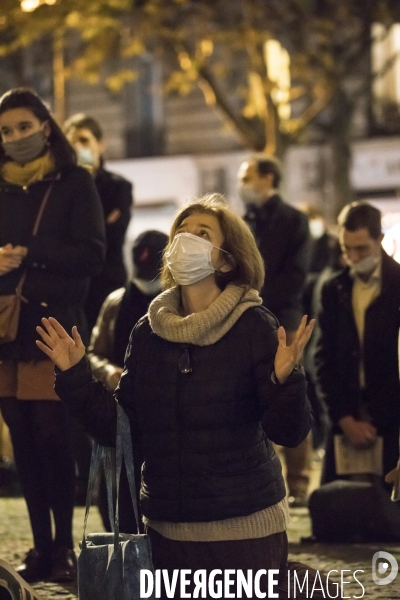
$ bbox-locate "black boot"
[50,547,77,583]
[15,549,52,583]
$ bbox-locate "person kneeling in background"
[88,229,168,533]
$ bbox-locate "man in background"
[64,114,133,334]
[301,204,341,452]
[315,202,400,488]
[89,230,168,532]
[237,154,311,507]
[64,114,133,503]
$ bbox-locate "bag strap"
[81,441,104,550]
[113,402,140,553]
[31,177,57,236]
[15,177,58,298]
[81,403,141,553]
[103,446,116,532]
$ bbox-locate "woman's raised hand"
[36,317,85,371]
[273,315,315,384]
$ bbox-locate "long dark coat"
[314,251,400,481]
[0,165,106,360]
[84,168,133,333]
[244,194,311,331]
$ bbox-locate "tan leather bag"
[0,275,27,344]
[0,181,54,345]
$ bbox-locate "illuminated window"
[372,23,400,126]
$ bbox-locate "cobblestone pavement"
[1,454,399,599]
[1,497,399,599]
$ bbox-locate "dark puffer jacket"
[55,305,311,523]
[0,166,106,360]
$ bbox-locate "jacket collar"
[245,193,282,222]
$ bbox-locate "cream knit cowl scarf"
[148,283,262,346]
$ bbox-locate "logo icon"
[372,551,398,586]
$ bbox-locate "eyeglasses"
[179,345,192,374]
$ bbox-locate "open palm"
[36,317,86,371]
[274,315,315,384]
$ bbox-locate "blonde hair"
[161,194,265,291]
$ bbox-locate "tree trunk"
[329,89,354,218]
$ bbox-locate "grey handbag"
[78,403,155,600]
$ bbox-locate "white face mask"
[132,277,162,296]
[309,219,325,239]
[239,184,265,206]
[348,254,380,277]
[165,232,229,286]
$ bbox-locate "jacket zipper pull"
[178,345,192,374]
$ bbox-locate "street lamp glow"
[20,0,41,11]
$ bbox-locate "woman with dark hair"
[0,88,105,583]
[37,195,317,598]
[0,89,76,170]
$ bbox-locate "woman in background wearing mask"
[37,195,316,598]
[0,88,105,583]
[63,114,133,335]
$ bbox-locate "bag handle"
[113,403,140,553]
[81,441,104,549]
[81,403,141,553]
[14,177,58,298]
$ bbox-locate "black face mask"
[2,129,48,164]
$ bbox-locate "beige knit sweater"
[145,284,289,542]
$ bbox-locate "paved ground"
[0,455,399,599]
[1,497,399,599]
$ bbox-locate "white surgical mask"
[165,232,229,286]
[76,147,96,167]
[239,184,265,206]
[132,277,162,296]
[348,254,380,277]
[309,219,325,239]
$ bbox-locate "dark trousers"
[147,528,325,600]
[147,528,288,600]
[70,418,92,500]
[0,398,75,554]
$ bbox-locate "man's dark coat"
[244,194,310,330]
[314,250,400,481]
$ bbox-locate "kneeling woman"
[37,195,314,596]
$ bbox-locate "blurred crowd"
[0,87,399,592]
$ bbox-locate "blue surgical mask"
[76,147,96,167]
